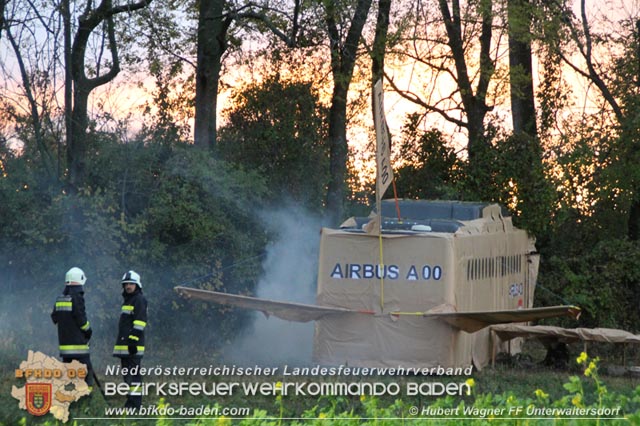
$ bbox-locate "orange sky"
[2,0,638,182]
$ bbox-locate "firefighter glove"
[128,345,138,355]
[83,328,92,340]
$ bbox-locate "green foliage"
[198,357,639,424]
[537,239,640,331]
[489,132,554,236]
[217,74,329,212]
[393,118,553,236]
[139,148,269,355]
[393,116,461,200]
[0,136,269,361]
[2,343,639,425]
[453,127,554,236]
[549,123,630,242]
[391,107,640,333]
[11,356,639,425]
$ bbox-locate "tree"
[218,74,329,210]
[628,18,640,240]
[394,120,459,199]
[192,0,374,222]
[193,0,229,149]
[324,0,374,223]
[193,0,305,149]
[371,0,392,85]
[503,0,551,234]
[0,0,82,178]
[507,0,537,138]
[552,0,640,240]
[1,0,154,185]
[0,0,6,40]
[438,0,495,165]
[3,15,54,175]
[67,0,152,187]
[385,0,499,185]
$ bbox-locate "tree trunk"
[629,200,640,241]
[466,105,487,163]
[508,0,537,138]
[438,0,493,168]
[506,0,550,234]
[629,19,640,241]
[63,0,72,179]
[194,0,229,149]
[66,0,150,188]
[371,0,391,85]
[324,0,373,224]
[69,85,90,186]
[371,0,392,167]
[0,0,6,40]
[326,85,349,224]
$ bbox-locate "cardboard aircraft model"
[176,199,580,369]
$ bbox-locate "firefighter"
[51,267,94,387]
[113,270,147,409]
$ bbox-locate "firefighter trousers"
[121,357,142,409]
[63,355,94,387]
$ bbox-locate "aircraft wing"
[174,286,357,322]
[422,305,582,333]
[175,286,580,331]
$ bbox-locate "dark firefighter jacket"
[113,287,147,358]
[51,285,91,357]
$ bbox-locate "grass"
[2,339,640,425]
[0,336,640,425]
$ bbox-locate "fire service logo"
[25,383,52,416]
[12,351,91,423]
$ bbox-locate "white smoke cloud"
[221,204,324,366]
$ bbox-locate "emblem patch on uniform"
[25,382,52,416]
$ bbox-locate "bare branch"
[5,23,54,173]
[89,14,119,88]
[233,10,295,47]
[555,0,623,121]
[385,71,467,128]
[476,0,494,102]
[110,0,152,16]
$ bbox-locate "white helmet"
[121,270,142,288]
[65,267,86,285]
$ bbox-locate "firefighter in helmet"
[51,267,94,387]
[113,270,147,409]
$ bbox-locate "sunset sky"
[1,0,638,172]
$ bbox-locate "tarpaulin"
[490,324,640,344]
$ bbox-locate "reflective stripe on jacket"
[113,288,147,358]
[51,286,91,357]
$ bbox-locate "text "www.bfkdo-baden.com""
[104,404,250,417]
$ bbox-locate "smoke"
[0,149,331,369]
[221,204,324,366]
